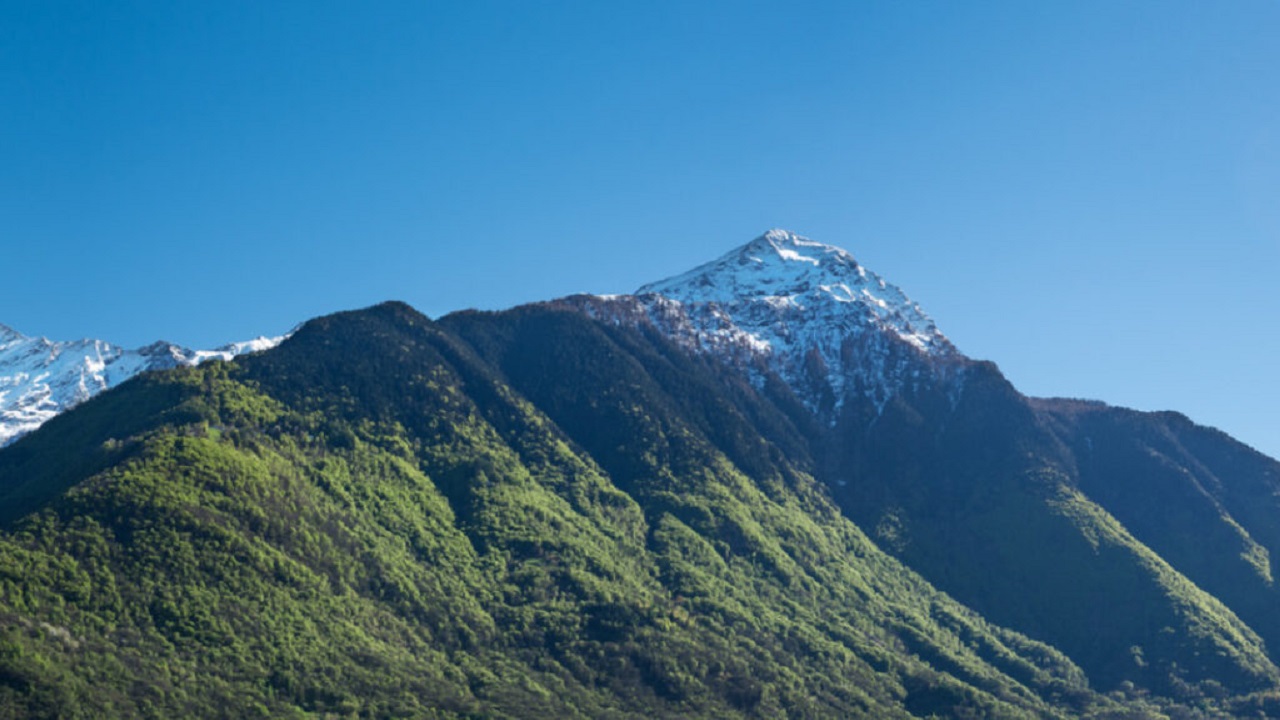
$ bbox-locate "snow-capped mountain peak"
[640,229,861,301]
[576,229,964,418]
[0,326,290,446]
[638,229,951,356]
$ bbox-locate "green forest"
[2,302,1279,718]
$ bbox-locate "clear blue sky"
[3,1,1278,458]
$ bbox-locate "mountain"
[2,230,1280,718]
[0,302,1113,719]
[574,231,1280,702]
[0,324,287,446]
[577,229,960,420]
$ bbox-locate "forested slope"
[0,302,1142,719]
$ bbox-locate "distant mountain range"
[0,325,286,445]
[2,230,1279,718]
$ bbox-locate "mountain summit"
[577,229,961,417]
[639,229,949,356]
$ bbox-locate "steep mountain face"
[3,231,1280,717]
[0,324,285,446]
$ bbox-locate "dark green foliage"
[1035,400,1280,684]
[819,363,1280,701]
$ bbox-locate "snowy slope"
[0,325,287,446]
[572,229,967,417]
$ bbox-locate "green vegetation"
[1,301,1278,717]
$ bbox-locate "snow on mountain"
[570,229,966,418]
[0,325,288,446]
[192,335,289,364]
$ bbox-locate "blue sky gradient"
[3,1,1278,457]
